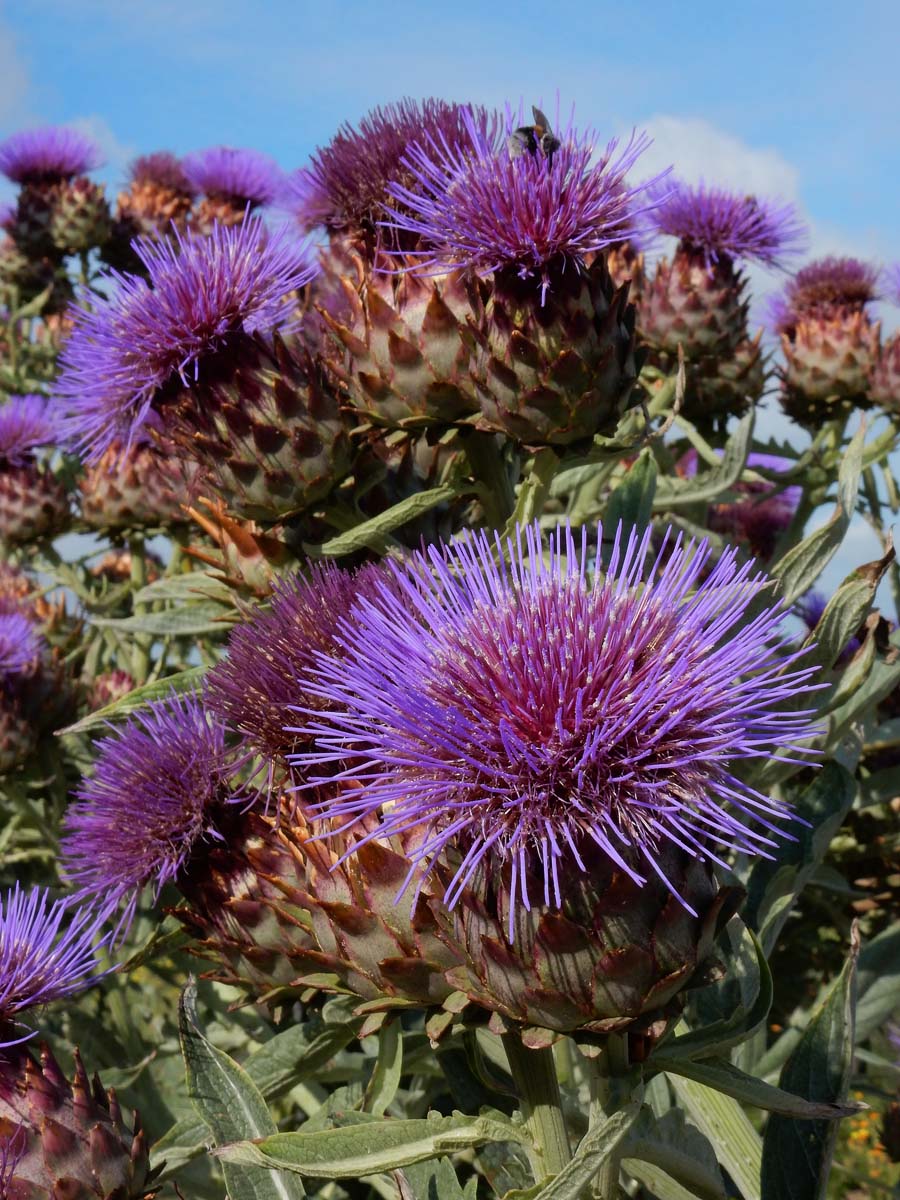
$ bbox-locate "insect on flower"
[507,105,561,165]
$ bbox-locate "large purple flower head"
[53,214,318,460]
[0,126,103,186]
[0,395,57,466]
[383,105,662,294]
[205,561,389,800]
[295,522,821,938]
[0,884,108,1043]
[651,180,806,268]
[60,691,234,931]
[182,145,283,208]
[128,150,195,197]
[769,256,880,336]
[288,98,502,246]
[0,613,43,683]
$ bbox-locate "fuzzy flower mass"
[769,256,881,335]
[289,97,502,238]
[295,522,821,935]
[183,145,283,206]
[0,884,108,1042]
[60,691,233,930]
[383,108,661,287]
[0,612,43,682]
[54,214,318,460]
[0,394,58,465]
[652,180,807,267]
[128,151,196,196]
[206,561,388,798]
[0,126,103,185]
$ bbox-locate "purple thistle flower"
[0,394,57,465]
[288,98,503,242]
[60,691,233,931]
[182,145,283,207]
[53,214,318,460]
[128,151,196,197]
[0,884,108,1043]
[0,126,103,186]
[293,522,821,937]
[383,107,662,292]
[205,561,389,800]
[768,255,880,335]
[0,613,43,683]
[651,179,807,268]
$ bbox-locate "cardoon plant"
[0,394,69,546]
[296,98,502,426]
[383,106,662,443]
[773,255,881,424]
[0,125,112,258]
[183,144,283,230]
[54,215,349,520]
[642,181,806,424]
[288,521,819,1039]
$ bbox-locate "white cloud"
[635,115,801,200]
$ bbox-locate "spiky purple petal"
[651,179,807,267]
[182,145,283,206]
[0,126,103,185]
[53,214,318,460]
[289,98,503,239]
[0,884,108,1042]
[291,522,821,932]
[383,107,663,286]
[0,395,58,464]
[0,613,43,682]
[60,691,233,930]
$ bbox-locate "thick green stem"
[502,1030,572,1184]
[588,1036,631,1199]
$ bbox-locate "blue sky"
[2,0,898,597]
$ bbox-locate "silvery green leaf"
[760,927,859,1200]
[178,980,306,1200]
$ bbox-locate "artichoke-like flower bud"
[383,107,662,444]
[772,256,881,425]
[0,127,104,260]
[0,1043,157,1200]
[79,439,196,531]
[183,145,283,231]
[287,99,502,427]
[53,215,349,522]
[60,692,236,936]
[116,152,196,235]
[176,806,466,1028]
[48,176,112,254]
[642,182,805,425]
[0,395,69,546]
[85,669,136,712]
[290,521,821,1037]
[678,449,801,560]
